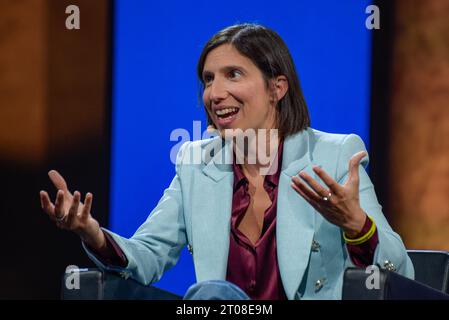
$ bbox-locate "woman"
[39,24,414,300]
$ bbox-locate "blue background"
[110,0,372,295]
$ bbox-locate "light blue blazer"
[84,128,414,300]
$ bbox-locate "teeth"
[215,107,238,116]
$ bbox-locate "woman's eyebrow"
[221,65,247,73]
[202,65,247,78]
[202,70,213,79]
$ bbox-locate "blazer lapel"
[191,138,234,282]
[277,128,317,299]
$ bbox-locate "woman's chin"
[217,128,236,140]
[219,127,258,143]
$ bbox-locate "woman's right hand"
[39,170,106,251]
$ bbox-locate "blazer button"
[383,260,396,272]
[311,240,321,252]
[314,278,327,292]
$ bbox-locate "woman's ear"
[269,76,288,103]
[274,75,288,100]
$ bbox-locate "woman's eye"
[203,75,213,84]
[229,69,242,79]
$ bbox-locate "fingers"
[348,151,367,185]
[291,179,314,203]
[40,190,55,217]
[41,188,93,231]
[54,190,66,221]
[66,191,81,226]
[81,192,93,219]
[295,171,330,201]
[312,166,344,196]
[48,170,71,195]
[292,176,322,203]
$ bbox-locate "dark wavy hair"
[197,23,310,139]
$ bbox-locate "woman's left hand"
[291,151,368,238]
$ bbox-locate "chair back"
[407,250,449,293]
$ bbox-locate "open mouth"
[215,107,239,119]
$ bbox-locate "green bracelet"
[343,216,376,245]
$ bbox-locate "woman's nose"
[209,79,227,103]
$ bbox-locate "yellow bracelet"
[343,216,376,245]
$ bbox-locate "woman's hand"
[291,151,368,237]
[39,170,106,250]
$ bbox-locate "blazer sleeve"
[336,134,415,279]
[82,141,190,285]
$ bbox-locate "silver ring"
[55,214,66,222]
[322,192,332,202]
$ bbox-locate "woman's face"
[202,44,279,136]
